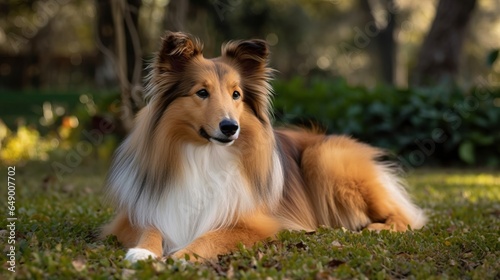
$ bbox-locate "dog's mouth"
[199,128,235,146]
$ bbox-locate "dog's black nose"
[219,119,239,137]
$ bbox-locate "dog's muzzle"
[200,119,240,146]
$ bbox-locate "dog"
[101,31,426,263]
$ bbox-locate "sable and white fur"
[101,31,426,263]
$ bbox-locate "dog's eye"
[232,91,241,100]
[196,89,209,99]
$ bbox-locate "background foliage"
[2,78,499,167]
[2,1,500,169]
[273,77,500,167]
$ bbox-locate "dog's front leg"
[171,227,265,262]
[172,214,280,262]
[125,227,163,263]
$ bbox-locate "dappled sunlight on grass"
[408,170,500,205]
[0,126,56,164]
[444,174,500,187]
[411,172,500,186]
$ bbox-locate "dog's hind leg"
[301,136,425,232]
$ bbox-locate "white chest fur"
[110,140,284,254]
[150,144,255,253]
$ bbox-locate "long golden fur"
[101,31,426,262]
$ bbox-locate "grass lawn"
[1,161,499,279]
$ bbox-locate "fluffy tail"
[374,164,427,230]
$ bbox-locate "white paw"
[125,248,157,263]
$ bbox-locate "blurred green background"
[0,0,499,168]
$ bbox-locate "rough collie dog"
[102,31,426,263]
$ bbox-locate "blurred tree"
[412,0,477,87]
[0,2,9,20]
[2,0,498,91]
[124,0,142,86]
[95,0,143,131]
[95,0,115,87]
[359,0,396,85]
[164,0,189,32]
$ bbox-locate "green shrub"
[0,90,120,165]
[0,125,55,164]
[272,77,500,167]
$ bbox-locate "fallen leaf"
[122,269,135,280]
[327,259,345,268]
[446,225,457,233]
[72,259,86,272]
[331,240,343,248]
[294,241,308,250]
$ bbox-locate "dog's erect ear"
[222,40,273,124]
[157,31,203,73]
[222,40,269,73]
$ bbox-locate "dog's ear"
[222,40,273,124]
[156,31,203,73]
[222,40,269,73]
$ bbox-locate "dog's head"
[146,31,273,146]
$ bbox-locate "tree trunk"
[95,0,117,87]
[97,0,143,132]
[359,0,396,85]
[412,0,477,87]
[124,0,142,87]
[164,0,189,32]
[377,1,396,85]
